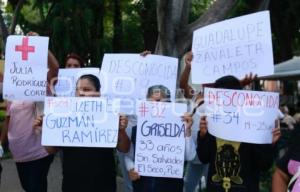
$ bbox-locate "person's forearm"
[124,143,135,171]
[117,130,130,153]
[179,64,193,99]
[180,64,191,90]
[272,168,289,192]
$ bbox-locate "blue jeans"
[16,155,54,192]
[117,151,133,192]
[184,162,208,192]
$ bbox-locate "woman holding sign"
[272,128,300,192]
[124,85,196,192]
[34,74,130,192]
[197,75,281,192]
[180,51,257,192]
[0,46,59,192]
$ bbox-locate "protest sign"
[100,54,178,101]
[3,35,49,101]
[134,101,187,178]
[54,68,101,96]
[192,11,274,84]
[204,87,279,144]
[42,97,120,147]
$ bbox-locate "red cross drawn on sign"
[15,37,35,61]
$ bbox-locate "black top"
[197,132,274,192]
[62,147,116,192]
[277,142,300,191]
[131,126,184,192]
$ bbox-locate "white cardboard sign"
[42,97,119,147]
[204,87,279,144]
[100,54,178,101]
[3,35,49,101]
[192,11,274,84]
[134,101,187,178]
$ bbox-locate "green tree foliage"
[4,0,147,67]
[2,0,300,65]
[134,0,157,52]
[189,0,214,22]
[45,0,105,67]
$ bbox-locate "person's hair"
[65,53,85,67]
[146,85,171,102]
[214,75,242,90]
[77,74,101,91]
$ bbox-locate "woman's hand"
[272,120,281,144]
[119,114,128,131]
[199,116,208,138]
[129,168,140,181]
[27,31,39,36]
[182,113,193,137]
[240,72,257,87]
[33,115,43,127]
[184,51,193,69]
[140,50,151,57]
[117,114,130,152]
[33,115,43,134]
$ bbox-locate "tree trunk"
[245,0,270,12]
[113,0,123,53]
[155,0,239,57]
[155,0,272,58]
[90,1,105,67]
[139,0,158,52]
[154,0,273,89]
[0,0,26,50]
[155,0,186,57]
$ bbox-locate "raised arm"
[26,32,59,84]
[26,32,59,94]
[240,72,257,87]
[179,51,194,99]
[182,113,196,161]
[117,115,130,153]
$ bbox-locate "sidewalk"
[0,156,124,192]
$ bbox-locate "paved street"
[0,156,124,192]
